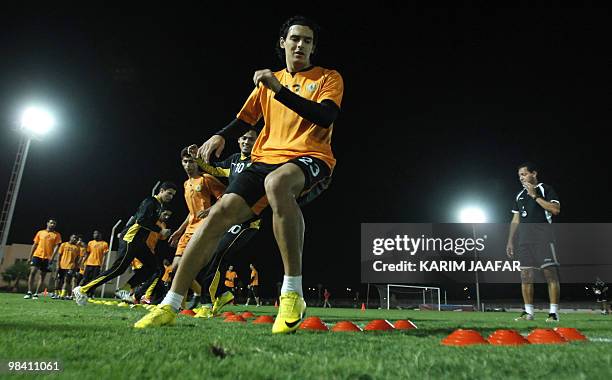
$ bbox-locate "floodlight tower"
[459,206,487,311]
[0,107,55,263]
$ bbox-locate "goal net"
[375,284,441,311]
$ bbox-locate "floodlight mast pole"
[0,135,32,264]
[473,224,481,311]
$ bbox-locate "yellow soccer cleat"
[194,305,214,319]
[134,305,177,329]
[211,291,234,315]
[272,292,307,334]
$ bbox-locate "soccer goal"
[376,284,441,311]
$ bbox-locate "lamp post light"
[459,206,486,312]
[0,107,54,263]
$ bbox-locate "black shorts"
[225,156,332,215]
[56,269,74,282]
[517,242,560,269]
[83,265,102,282]
[30,257,51,272]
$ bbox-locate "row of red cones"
[180,310,418,332]
[300,317,417,332]
[224,314,417,332]
[441,328,587,346]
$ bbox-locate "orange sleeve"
[236,86,263,125]
[58,243,65,255]
[56,233,62,245]
[203,174,226,200]
[319,70,344,108]
[33,231,40,243]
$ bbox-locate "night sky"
[1,4,609,299]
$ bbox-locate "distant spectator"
[323,288,331,308]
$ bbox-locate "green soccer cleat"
[211,291,234,315]
[272,292,307,334]
[134,305,177,329]
[194,305,214,319]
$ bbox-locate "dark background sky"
[1,4,609,300]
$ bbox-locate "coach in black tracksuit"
[506,162,561,322]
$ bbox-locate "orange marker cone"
[224,314,247,323]
[526,329,567,344]
[487,329,529,345]
[43,288,48,297]
[253,315,274,324]
[274,300,278,308]
[364,319,395,331]
[441,329,489,346]
[180,309,196,317]
[300,316,329,331]
[241,311,256,319]
[394,320,417,330]
[554,327,587,341]
[361,303,366,312]
[221,311,235,318]
[331,321,362,332]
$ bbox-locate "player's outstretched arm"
[197,135,225,164]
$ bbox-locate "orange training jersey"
[58,242,80,270]
[86,240,109,266]
[78,246,86,274]
[146,221,167,254]
[250,269,259,286]
[225,271,238,287]
[33,230,62,260]
[237,66,344,170]
[184,174,225,234]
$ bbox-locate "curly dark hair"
[275,15,320,64]
[517,162,538,173]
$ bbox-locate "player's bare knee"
[208,196,250,231]
[265,173,301,209]
[521,269,534,283]
[542,267,558,283]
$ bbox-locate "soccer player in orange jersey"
[245,263,261,307]
[165,149,226,306]
[72,236,87,294]
[25,219,62,299]
[138,16,343,334]
[80,230,109,294]
[54,234,80,299]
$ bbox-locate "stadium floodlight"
[458,207,486,223]
[458,205,487,312]
[20,106,55,135]
[0,106,55,262]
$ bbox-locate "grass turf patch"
[1,293,611,379]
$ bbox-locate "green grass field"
[1,293,611,379]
